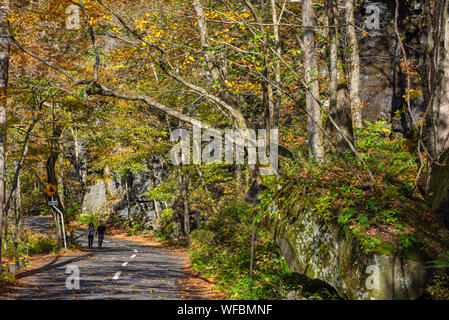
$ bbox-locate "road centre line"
[112,271,121,280]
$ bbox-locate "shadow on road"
[16,253,94,279]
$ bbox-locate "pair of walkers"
[86,222,107,248]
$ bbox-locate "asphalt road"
[6,216,191,300]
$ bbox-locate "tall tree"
[0,0,9,263]
[178,169,190,238]
[303,0,324,161]
[422,0,449,221]
[345,0,363,128]
[326,0,353,152]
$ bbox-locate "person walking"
[87,223,95,248]
[96,222,107,248]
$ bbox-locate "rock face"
[82,180,107,214]
[82,162,167,229]
[354,1,424,129]
[112,170,159,222]
[267,188,433,300]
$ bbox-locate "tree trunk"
[71,127,81,180]
[193,0,262,182]
[0,0,9,263]
[104,166,115,196]
[327,0,338,128]
[147,163,160,218]
[324,0,354,152]
[2,215,7,251]
[4,114,40,217]
[270,0,281,124]
[46,121,65,245]
[303,0,324,161]
[12,193,17,249]
[47,151,63,244]
[57,141,65,209]
[178,170,190,238]
[125,173,131,223]
[345,0,363,128]
[424,0,449,220]
[15,175,21,248]
[431,1,449,155]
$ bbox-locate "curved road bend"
[6,216,192,300]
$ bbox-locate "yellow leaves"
[142,27,163,45]
[134,21,163,43]
[205,10,220,20]
[223,79,261,94]
[402,89,423,101]
[181,54,196,70]
[63,160,71,170]
[135,19,150,32]
[88,17,98,26]
[205,10,252,23]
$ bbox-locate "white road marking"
[122,261,129,267]
[112,271,121,280]
[130,254,136,259]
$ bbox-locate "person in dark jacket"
[87,223,95,248]
[96,222,107,248]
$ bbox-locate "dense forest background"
[1,0,449,300]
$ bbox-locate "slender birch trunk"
[0,0,9,262]
[303,0,324,161]
[345,0,363,128]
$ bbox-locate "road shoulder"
[104,228,226,300]
[0,249,88,298]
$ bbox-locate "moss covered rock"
[266,185,446,300]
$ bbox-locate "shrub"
[189,196,335,300]
[78,211,101,227]
[21,231,56,255]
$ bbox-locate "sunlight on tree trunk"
[0,0,9,263]
[303,0,324,161]
[345,0,363,128]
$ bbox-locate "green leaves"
[426,252,449,269]
[289,49,302,56]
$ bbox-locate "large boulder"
[267,186,447,300]
[82,179,107,214]
[82,167,167,230]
